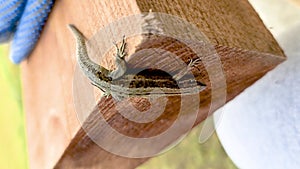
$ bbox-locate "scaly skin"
[68,24,206,99]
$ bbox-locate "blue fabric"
[0,0,54,64]
[0,0,26,42]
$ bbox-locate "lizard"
[68,24,206,100]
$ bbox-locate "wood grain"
[21,0,285,168]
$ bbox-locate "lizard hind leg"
[172,58,202,81]
[90,82,111,98]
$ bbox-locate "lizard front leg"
[108,36,128,79]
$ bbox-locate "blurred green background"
[138,126,237,169]
[0,45,28,169]
[0,44,236,168]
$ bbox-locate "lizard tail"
[68,24,111,84]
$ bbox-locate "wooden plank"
[21,0,285,168]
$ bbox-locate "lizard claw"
[113,35,126,59]
[172,58,202,81]
[119,35,126,59]
[103,92,111,98]
[188,58,202,68]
